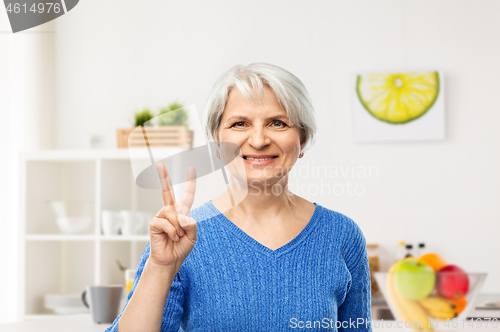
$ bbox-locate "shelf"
[26,234,95,241]
[25,234,150,241]
[19,150,187,317]
[99,235,149,241]
[24,314,62,319]
[25,241,94,315]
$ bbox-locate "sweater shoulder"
[318,205,367,269]
[189,201,220,224]
[318,205,364,237]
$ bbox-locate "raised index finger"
[155,162,176,207]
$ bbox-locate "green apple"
[394,259,436,300]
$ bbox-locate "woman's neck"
[212,175,306,226]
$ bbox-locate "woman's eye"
[231,121,245,128]
[272,120,287,127]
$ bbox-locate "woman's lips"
[242,155,278,166]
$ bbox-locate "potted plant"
[116,108,155,148]
[134,108,155,127]
[116,103,193,149]
[157,102,189,127]
[152,102,193,149]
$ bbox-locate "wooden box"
[117,126,194,149]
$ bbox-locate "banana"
[426,308,456,320]
[419,296,456,312]
[395,289,434,330]
[386,263,412,323]
[387,261,433,331]
[419,296,458,321]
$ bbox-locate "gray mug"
[81,285,124,324]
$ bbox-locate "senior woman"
[107,63,372,332]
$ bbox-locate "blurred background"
[1,0,499,326]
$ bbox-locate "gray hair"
[203,63,317,154]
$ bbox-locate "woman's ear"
[216,126,221,148]
[299,133,306,153]
[215,132,221,159]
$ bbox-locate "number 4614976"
[6,3,61,14]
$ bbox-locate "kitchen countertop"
[1,314,499,331]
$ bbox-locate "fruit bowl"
[374,271,487,331]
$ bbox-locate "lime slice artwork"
[356,72,440,124]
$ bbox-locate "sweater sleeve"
[337,217,372,332]
[105,241,185,332]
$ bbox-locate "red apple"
[437,265,469,300]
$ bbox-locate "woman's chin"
[246,178,283,188]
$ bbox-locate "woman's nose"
[248,128,270,149]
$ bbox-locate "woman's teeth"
[244,157,275,161]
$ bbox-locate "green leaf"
[134,108,155,127]
[116,259,128,272]
[157,102,189,126]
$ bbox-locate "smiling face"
[217,85,305,188]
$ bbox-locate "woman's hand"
[148,162,197,271]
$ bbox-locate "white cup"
[101,211,122,236]
[119,211,145,236]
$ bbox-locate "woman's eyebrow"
[225,115,289,123]
[225,116,247,123]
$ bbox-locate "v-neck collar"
[207,200,323,257]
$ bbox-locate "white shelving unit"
[18,148,184,318]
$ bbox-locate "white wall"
[0,9,14,325]
[51,0,500,292]
[0,9,56,322]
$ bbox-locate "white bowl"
[45,293,83,306]
[44,294,89,315]
[55,217,92,234]
[49,201,94,218]
[48,201,94,234]
[46,306,89,315]
[374,272,487,331]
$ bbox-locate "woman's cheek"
[229,134,248,146]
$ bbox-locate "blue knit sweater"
[106,201,372,331]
